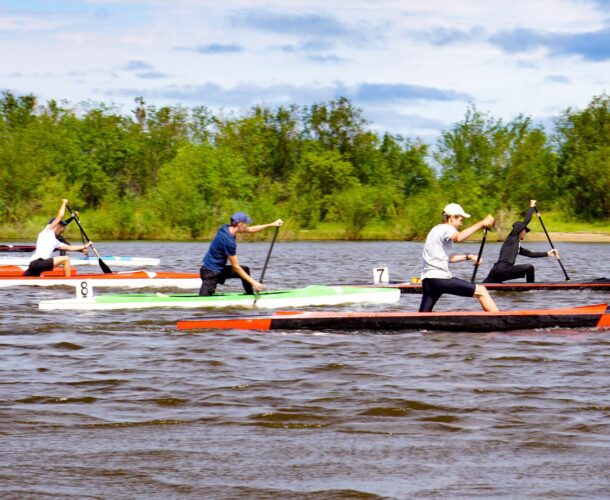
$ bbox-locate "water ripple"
[1,241,609,498]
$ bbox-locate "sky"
[2,0,610,142]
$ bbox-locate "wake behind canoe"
[38,285,401,311]
[177,303,610,333]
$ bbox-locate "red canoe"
[177,303,610,333]
[349,279,610,293]
[0,245,36,253]
[0,266,200,289]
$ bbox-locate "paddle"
[471,228,488,283]
[253,225,280,306]
[534,206,570,281]
[66,205,112,274]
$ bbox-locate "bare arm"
[449,253,482,265]
[228,255,263,291]
[57,242,93,253]
[450,215,494,243]
[48,199,68,229]
[243,219,283,234]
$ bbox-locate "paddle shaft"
[254,225,280,306]
[534,207,570,280]
[471,228,487,283]
[66,205,112,274]
[259,225,280,284]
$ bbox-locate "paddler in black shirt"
[483,200,559,283]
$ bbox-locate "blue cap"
[48,218,67,226]
[230,211,253,224]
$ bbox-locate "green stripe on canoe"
[92,285,396,304]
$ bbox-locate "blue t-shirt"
[203,224,236,273]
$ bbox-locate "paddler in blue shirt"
[483,200,559,283]
[419,203,497,312]
[199,212,283,296]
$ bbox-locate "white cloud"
[0,15,64,32]
[1,0,609,139]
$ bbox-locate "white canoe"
[0,255,160,267]
[38,285,401,311]
[0,268,200,289]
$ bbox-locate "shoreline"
[283,231,610,243]
[2,232,610,244]
[507,232,610,244]
[0,230,610,245]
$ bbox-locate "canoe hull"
[351,280,610,293]
[0,245,36,253]
[177,304,610,332]
[0,269,200,289]
[0,256,160,267]
[38,285,401,311]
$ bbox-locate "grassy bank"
[282,213,610,242]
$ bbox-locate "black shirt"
[493,207,547,267]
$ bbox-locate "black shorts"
[199,265,253,296]
[419,277,476,312]
[483,264,535,283]
[24,258,54,277]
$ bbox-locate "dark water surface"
[1,241,609,498]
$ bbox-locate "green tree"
[214,105,301,183]
[381,134,436,198]
[302,97,394,186]
[435,105,510,217]
[126,100,191,195]
[499,116,556,210]
[152,142,256,237]
[287,146,357,228]
[434,106,556,218]
[302,97,368,154]
[326,184,396,239]
[554,95,610,219]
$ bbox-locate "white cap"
[443,203,470,218]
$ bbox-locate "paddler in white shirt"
[24,199,93,277]
[419,203,498,312]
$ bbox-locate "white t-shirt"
[421,223,457,279]
[29,226,63,262]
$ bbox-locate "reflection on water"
[1,241,609,498]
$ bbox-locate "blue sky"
[2,0,610,141]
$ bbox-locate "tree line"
[0,91,608,240]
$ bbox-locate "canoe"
[351,279,610,293]
[38,285,401,311]
[176,303,610,332]
[0,244,36,253]
[0,267,200,289]
[0,255,160,267]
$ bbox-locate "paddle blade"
[90,246,112,274]
[98,258,112,274]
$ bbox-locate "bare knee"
[53,256,69,266]
[54,256,71,276]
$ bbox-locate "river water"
[1,241,609,498]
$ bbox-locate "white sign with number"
[76,280,94,299]
[373,267,389,284]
